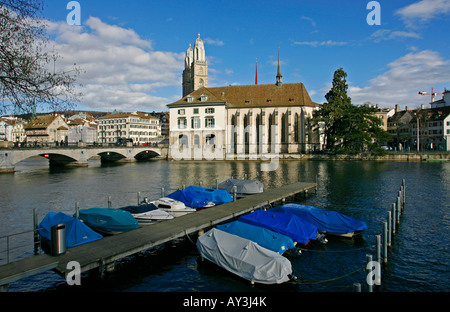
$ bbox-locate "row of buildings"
[0,111,168,147]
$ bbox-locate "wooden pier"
[0,181,316,290]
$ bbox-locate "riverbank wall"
[277,152,449,161]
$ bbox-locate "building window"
[179,134,188,146]
[193,108,199,114]
[201,94,208,102]
[178,118,187,129]
[206,134,215,146]
[194,134,200,147]
[192,117,201,129]
[205,117,215,129]
[178,109,185,115]
[187,95,193,103]
[205,108,215,114]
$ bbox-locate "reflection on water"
[0,158,449,292]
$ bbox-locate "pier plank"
[0,181,316,286]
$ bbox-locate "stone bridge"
[0,146,168,173]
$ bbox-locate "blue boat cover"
[77,208,139,233]
[217,221,295,254]
[38,212,102,247]
[185,186,233,205]
[238,210,318,245]
[270,204,368,235]
[166,189,210,209]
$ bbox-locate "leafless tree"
[0,0,82,115]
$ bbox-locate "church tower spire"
[182,34,208,96]
[276,47,283,86]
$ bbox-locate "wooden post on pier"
[137,192,141,205]
[75,202,79,219]
[383,222,388,264]
[161,187,165,198]
[387,211,392,247]
[392,203,396,234]
[33,208,39,255]
[366,254,373,292]
[108,196,112,208]
[376,234,381,265]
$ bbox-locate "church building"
[167,35,322,160]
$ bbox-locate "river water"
[0,157,448,292]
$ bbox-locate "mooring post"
[199,181,203,187]
[387,211,392,247]
[353,283,361,292]
[402,179,406,206]
[366,254,373,292]
[161,187,165,198]
[182,184,186,190]
[75,202,79,219]
[383,222,388,264]
[33,208,39,255]
[137,192,141,205]
[392,203,396,234]
[233,186,237,202]
[376,234,381,264]
[108,196,112,208]
[216,178,219,189]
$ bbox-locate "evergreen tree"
[313,68,391,154]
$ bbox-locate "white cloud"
[396,0,450,27]
[203,38,224,46]
[370,29,421,42]
[301,16,316,27]
[45,17,184,111]
[293,40,347,47]
[348,50,450,107]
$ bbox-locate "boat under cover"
[38,212,102,247]
[217,220,295,254]
[197,228,293,285]
[186,186,233,205]
[77,208,139,234]
[119,203,174,222]
[238,210,318,245]
[166,188,212,209]
[217,179,264,197]
[270,204,367,237]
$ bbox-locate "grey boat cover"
[217,179,264,196]
[197,228,292,284]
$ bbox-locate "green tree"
[313,68,391,154]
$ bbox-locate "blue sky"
[41,0,450,112]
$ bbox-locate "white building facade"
[97,111,160,145]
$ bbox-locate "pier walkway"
[0,181,316,289]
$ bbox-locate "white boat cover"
[197,228,292,284]
[218,179,264,196]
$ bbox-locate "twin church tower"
[182,34,208,97]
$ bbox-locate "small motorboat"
[152,197,196,217]
[270,204,368,238]
[165,188,215,210]
[77,208,139,235]
[39,212,102,251]
[197,228,293,285]
[120,203,174,223]
[217,179,264,198]
[238,210,324,245]
[217,220,296,254]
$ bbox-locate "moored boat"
[120,203,174,223]
[217,179,264,198]
[217,220,295,254]
[38,212,103,250]
[238,210,323,245]
[197,228,293,285]
[77,208,139,235]
[165,187,215,210]
[270,204,367,238]
[152,197,197,217]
